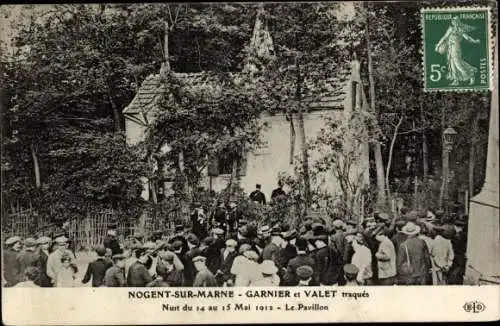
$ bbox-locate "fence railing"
[2,205,191,250]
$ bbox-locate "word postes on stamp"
[422,7,492,92]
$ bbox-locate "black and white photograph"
[1,1,498,324]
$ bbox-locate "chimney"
[243,3,275,74]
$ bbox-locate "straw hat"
[23,237,37,247]
[54,236,68,244]
[260,260,278,275]
[243,250,259,261]
[225,239,237,247]
[36,236,52,245]
[401,222,421,236]
[5,236,22,245]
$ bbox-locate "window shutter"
[237,150,247,177]
[207,155,219,176]
[351,80,357,111]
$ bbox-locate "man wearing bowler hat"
[192,256,217,287]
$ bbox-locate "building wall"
[124,62,371,202]
[465,41,499,282]
[199,109,369,200]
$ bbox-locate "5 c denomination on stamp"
[422,7,492,92]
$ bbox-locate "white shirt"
[351,242,372,283]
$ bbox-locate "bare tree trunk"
[289,113,296,165]
[161,20,171,75]
[438,105,446,208]
[385,115,403,203]
[295,58,311,212]
[30,142,41,188]
[420,103,429,179]
[469,115,480,196]
[225,160,239,202]
[365,6,386,207]
[109,95,122,132]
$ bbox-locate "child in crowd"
[56,252,78,287]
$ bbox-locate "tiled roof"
[123,72,234,114]
[123,70,350,115]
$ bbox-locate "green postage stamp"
[422,7,492,92]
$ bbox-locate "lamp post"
[440,127,457,215]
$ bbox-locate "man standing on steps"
[270,180,286,204]
[249,184,266,205]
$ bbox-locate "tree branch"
[385,114,404,200]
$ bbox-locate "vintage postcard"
[1,1,499,325]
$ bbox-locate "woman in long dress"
[435,16,480,86]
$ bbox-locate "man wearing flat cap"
[449,218,467,285]
[35,236,52,287]
[391,220,408,257]
[314,229,342,286]
[343,264,360,285]
[331,219,349,265]
[283,237,315,286]
[104,254,127,287]
[295,265,318,286]
[192,256,217,287]
[156,252,184,286]
[3,236,23,287]
[262,231,284,263]
[17,237,40,279]
[275,230,298,277]
[227,198,243,235]
[217,238,238,286]
[127,247,153,286]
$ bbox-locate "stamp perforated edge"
[420,6,495,93]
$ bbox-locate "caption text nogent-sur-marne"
[129,289,370,312]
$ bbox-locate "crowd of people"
[2,196,468,288]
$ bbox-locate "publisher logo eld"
[462,301,486,313]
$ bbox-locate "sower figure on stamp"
[435,16,480,86]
